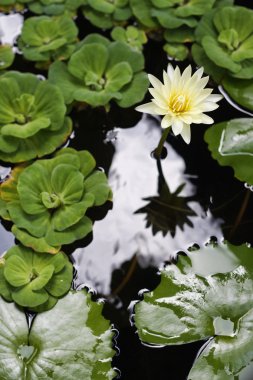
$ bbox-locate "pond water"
[1,2,253,379]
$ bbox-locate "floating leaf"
[0,290,116,379]
[82,0,132,29]
[0,148,111,253]
[0,244,73,311]
[49,33,148,109]
[135,241,253,378]
[193,6,253,81]
[18,15,78,64]
[205,118,253,185]
[222,76,253,111]
[0,71,71,163]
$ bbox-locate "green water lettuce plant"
[82,0,132,29]
[0,148,112,253]
[192,6,253,81]
[135,240,253,378]
[49,34,149,108]
[0,0,30,12]
[0,71,71,163]
[0,290,116,379]
[0,244,73,312]
[0,45,15,69]
[28,0,85,15]
[130,0,219,29]
[18,16,78,66]
[111,26,147,51]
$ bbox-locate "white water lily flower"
[136,64,223,144]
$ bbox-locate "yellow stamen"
[169,94,189,113]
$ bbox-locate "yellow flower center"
[169,94,189,114]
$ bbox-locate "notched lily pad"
[0,290,116,379]
[134,240,253,378]
[205,118,253,185]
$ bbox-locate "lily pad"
[0,290,116,379]
[222,76,253,111]
[134,241,253,378]
[205,118,253,185]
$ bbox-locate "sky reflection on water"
[72,116,223,295]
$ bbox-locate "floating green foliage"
[18,16,78,66]
[0,244,73,311]
[193,6,253,81]
[111,25,147,51]
[0,290,116,379]
[49,33,149,108]
[135,240,253,378]
[205,118,253,185]
[163,26,195,60]
[0,0,30,12]
[0,71,71,163]
[222,76,253,112]
[82,0,132,29]
[130,0,218,29]
[0,148,112,253]
[0,45,15,69]
[28,0,85,15]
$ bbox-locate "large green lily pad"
[0,290,116,379]
[135,241,253,378]
[204,118,253,185]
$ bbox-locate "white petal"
[194,67,204,79]
[163,70,171,90]
[148,74,163,89]
[199,101,219,112]
[206,94,223,102]
[167,64,174,80]
[181,65,192,83]
[161,115,172,129]
[171,118,184,135]
[148,88,167,107]
[180,124,191,144]
[135,102,163,115]
[198,114,214,124]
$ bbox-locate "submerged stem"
[229,189,251,239]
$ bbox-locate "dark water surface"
[1,2,253,379]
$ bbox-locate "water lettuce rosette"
[0,148,112,254]
[0,45,15,69]
[130,0,217,29]
[111,25,147,51]
[18,15,78,65]
[48,33,149,108]
[0,0,30,12]
[0,71,71,163]
[82,0,132,29]
[28,0,85,15]
[0,245,73,312]
[192,5,253,81]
